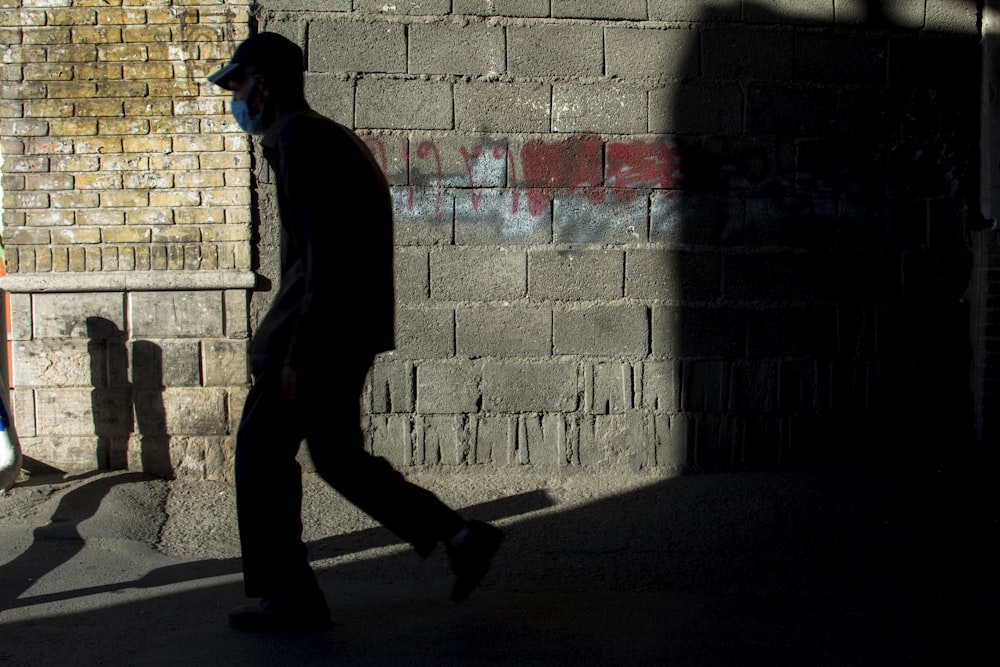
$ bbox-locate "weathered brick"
[455,190,551,245]
[651,306,748,359]
[33,292,125,339]
[355,0,450,15]
[391,187,454,245]
[202,339,249,386]
[451,0,550,15]
[130,291,224,339]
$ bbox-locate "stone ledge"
[0,270,257,293]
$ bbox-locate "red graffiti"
[520,133,603,216]
[363,134,680,220]
[606,141,679,194]
[363,136,388,174]
[416,140,443,222]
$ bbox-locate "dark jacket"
[250,108,396,375]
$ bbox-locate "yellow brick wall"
[0,0,251,273]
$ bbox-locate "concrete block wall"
[0,0,991,478]
[246,1,985,476]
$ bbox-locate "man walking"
[207,32,503,632]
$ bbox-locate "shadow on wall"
[665,1,982,474]
[85,317,169,477]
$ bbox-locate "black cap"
[207,32,304,90]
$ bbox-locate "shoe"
[446,520,504,603]
[228,597,332,632]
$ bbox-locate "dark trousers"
[234,356,464,599]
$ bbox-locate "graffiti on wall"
[364,132,681,223]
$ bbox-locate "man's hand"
[281,365,298,400]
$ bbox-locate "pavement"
[0,466,996,667]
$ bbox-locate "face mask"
[231,98,267,135]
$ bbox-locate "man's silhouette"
[207,32,502,632]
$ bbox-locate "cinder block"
[481,360,578,412]
[552,0,646,19]
[454,0,550,17]
[309,18,406,73]
[454,81,551,133]
[455,189,552,245]
[553,305,649,356]
[701,27,794,80]
[605,26,695,81]
[430,246,526,300]
[507,24,603,77]
[32,292,124,339]
[367,414,413,467]
[455,305,551,357]
[553,191,648,244]
[648,0,739,21]
[742,0,833,23]
[680,360,727,412]
[577,412,654,472]
[416,414,468,465]
[649,83,743,135]
[470,414,517,465]
[304,74,354,126]
[746,306,838,359]
[651,191,745,246]
[415,360,481,414]
[130,291,224,338]
[528,247,624,301]
[392,186,455,245]
[367,358,415,413]
[584,362,634,414]
[394,306,454,358]
[651,306,747,359]
[626,248,721,302]
[409,21,505,76]
[652,413,688,472]
[638,360,680,411]
[552,83,647,134]
[356,78,453,130]
[394,247,430,302]
[359,132,409,185]
[407,134,507,188]
[728,360,779,414]
[202,339,249,386]
[926,0,980,33]
[355,0,451,15]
